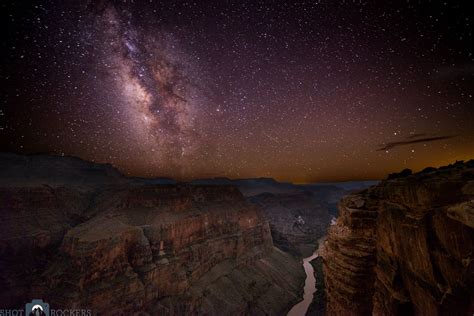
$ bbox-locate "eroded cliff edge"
[321,161,474,315]
[0,153,304,314]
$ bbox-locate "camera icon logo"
[25,299,49,316]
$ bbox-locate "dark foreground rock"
[321,160,474,315]
[0,153,304,314]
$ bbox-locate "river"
[287,249,319,316]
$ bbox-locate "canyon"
[6,152,471,315]
[0,153,305,314]
[152,173,371,258]
[322,160,474,315]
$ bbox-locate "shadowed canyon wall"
[321,161,474,315]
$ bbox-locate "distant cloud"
[376,134,458,151]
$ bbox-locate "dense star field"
[1,0,473,182]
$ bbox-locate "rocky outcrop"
[0,153,304,314]
[249,192,332,257]
[321,160,474,315]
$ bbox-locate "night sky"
[1,0,473,182]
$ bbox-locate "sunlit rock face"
[321,160,474,315]
[0,153,304,315]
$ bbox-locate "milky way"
[92,4,207,176]
[1,0,473,181]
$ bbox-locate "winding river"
[287,250,319,316]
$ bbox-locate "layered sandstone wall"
[321,161,474,315]
[48,185,276,313]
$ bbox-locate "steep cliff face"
[307,256,326,316]
[0,154,304,314]
[321,161,474,315]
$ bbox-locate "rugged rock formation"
[190,176,375,257]
[249,192,332,257]
[321,160,474,315]
[307,256,326,316]
[0,153,304,314]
